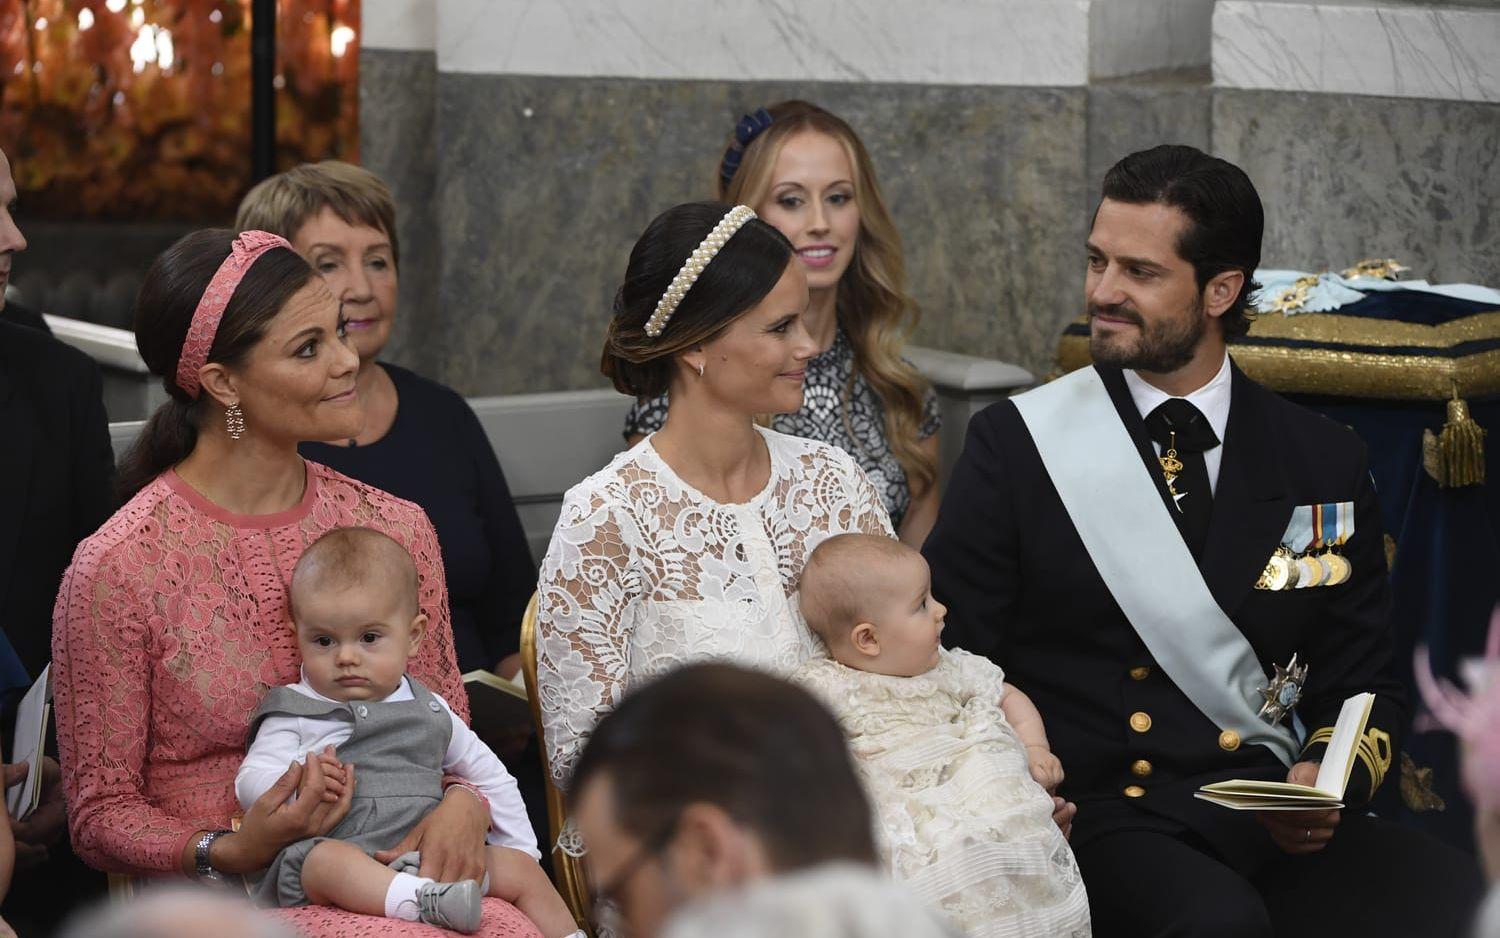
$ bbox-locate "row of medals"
[1257,545,1351,591]
[1159,449,1350,592]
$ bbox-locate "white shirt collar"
[294,667,411,704]
[1122,352,1233,447]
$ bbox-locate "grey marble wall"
[426,75,1089,396]
[358,49,1499,397]
[359,49,440,377]
[1212,90,1500,284]
[1086,75,1212,212]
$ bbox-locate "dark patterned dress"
[624,328,940,528]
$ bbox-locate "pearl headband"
[175,230,292,397]
[645,205,757,339]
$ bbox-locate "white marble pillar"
[1214,0,1500,103]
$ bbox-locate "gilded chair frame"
[518,592,594,933]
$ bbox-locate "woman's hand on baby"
[213,752,356,873]
[1026,745,1064,792]
[374,786,489,883]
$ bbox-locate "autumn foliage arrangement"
[0,0,359,220]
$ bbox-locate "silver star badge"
[1257,654,1309,727]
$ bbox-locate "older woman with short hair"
[237,162,534,678]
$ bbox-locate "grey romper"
[247,676,453,907]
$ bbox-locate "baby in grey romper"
[235,527,580,936]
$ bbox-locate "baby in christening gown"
[791,534,1091,938]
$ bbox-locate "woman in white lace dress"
[535,202,893,788]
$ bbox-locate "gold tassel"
[1422,392,1486,487]
[1399,752,1446,813]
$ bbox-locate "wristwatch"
[194,830,232,881]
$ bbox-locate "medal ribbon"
[1321,503,1340,549]
[1282,505,1315,553]
[1281,502,1355,553]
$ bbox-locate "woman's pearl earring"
[697,361,705,378]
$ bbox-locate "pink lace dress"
[52,463,541,938]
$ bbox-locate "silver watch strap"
[194,829,231,879]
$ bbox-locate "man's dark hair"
[569,663,877,870]
[1100,144,1263,337]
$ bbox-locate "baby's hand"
[1027,745,1064,792]
[314,746,348,801]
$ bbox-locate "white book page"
[6,664,51,819]
[1312,692,1375,797]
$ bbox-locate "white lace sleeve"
[835,445,896,539]
[535,479,642,789]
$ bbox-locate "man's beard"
[1088,295,1206,373]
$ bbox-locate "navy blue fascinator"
[719,108,775,188]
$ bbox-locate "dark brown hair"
[117,229,314,498]
[569,662,878,870]
[601,201,794,398]
[1099,144,1263,337]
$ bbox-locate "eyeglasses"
[588,816,680,934]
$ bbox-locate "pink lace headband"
[174,230,293,398]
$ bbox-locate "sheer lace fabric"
[51,465,484,904]
[536,428,893,787]
[794,649,1092,938]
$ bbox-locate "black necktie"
[1144,398,1220,557]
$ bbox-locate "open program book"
[1194,692,1374,811]
[7,665,51,821]
[463,668,530,739]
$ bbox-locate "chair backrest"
[519,592,595,933]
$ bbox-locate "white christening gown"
[794,647,1092,938]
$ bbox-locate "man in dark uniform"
[0,144,114,934]
[924,145,1484,936]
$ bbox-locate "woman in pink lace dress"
[51,230,542,938]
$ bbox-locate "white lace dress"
[793,648,1092,938]
[536,426,893,787]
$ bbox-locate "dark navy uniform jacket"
[924,362,1404,872]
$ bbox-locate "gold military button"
[1131,759,1153,777]
[1124,785,1146,798]
[1129,666,1151,681]
[1130,711,1153,733]
[1219,730,1241,752]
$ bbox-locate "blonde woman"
[624,101,941,546]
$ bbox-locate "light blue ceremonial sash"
[1012,367,1298,767]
